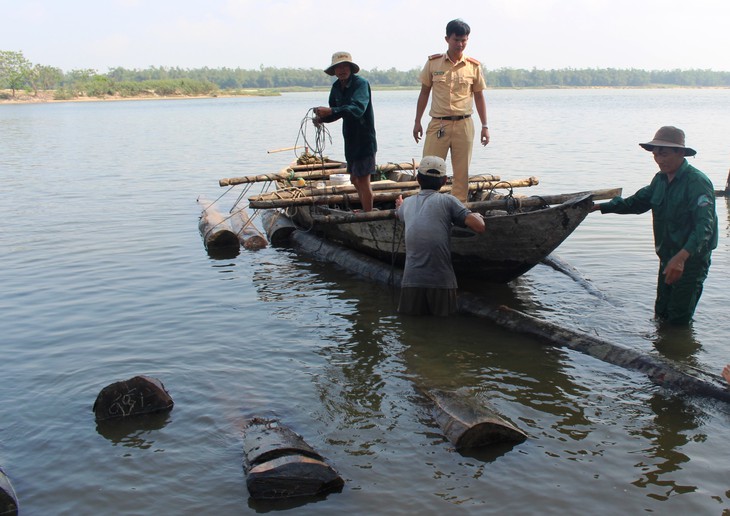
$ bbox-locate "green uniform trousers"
[655,253,711,324]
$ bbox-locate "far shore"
[3,84,728,106]
[0,89,284,105]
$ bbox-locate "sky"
[3,0,730,73]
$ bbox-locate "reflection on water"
[631,394,702,501]
[652,324,702,364]
[95,413,171,449]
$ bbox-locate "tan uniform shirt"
[419,53,486,117]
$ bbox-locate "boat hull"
[292,194,593,283]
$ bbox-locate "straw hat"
[418,156,447,177]
[325,51,360,76]
[639,126,697,156]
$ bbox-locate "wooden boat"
[221,156,621,283]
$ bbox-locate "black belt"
[433,115,471,120]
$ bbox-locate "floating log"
[243,418,344,500]
[0,467,18,516]
[92,375,174,421]
[287,225,730,405]
[248,177,540,210]
[306,188,622,225]
[197,197,240,252]
[424,388,527,449]
[229,208,267,250]
[261,209,298,246]
[457,296,730,404]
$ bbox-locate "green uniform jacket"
[323,74,377,162]
[600,160,718,261]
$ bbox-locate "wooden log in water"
[457,295,730,404]
[243,418,344,500]
[424,388,527,449]
[92,375,174,421]
[261,209,298,246]
[197,197,240,252]
[0,467,18,516]
[229,208,267,250]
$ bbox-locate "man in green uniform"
[592,126,717,325]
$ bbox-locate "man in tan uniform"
[413,18,490,203]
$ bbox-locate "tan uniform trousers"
[422,117,475,202]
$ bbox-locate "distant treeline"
[2,50,730,100]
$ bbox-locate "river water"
[1,89,729,515]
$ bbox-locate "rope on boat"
[295,108,332,171]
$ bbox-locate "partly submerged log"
[424,388,527,449]
[261,209,298,246]
[457,296,730,404]
[92,375,174,421]
[0,467,18,516]
[197,197,240,252]
[286,225,730,405]
[229,208,267,250]
[243,418,344,500]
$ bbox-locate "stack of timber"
[242,418,344,500]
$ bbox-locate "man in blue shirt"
[314,52,377,212]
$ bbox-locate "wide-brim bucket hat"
[639,126,697,156]
[325,51,360,76]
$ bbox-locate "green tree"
[0,50,33,97]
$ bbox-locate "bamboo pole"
[219,161,420,187]
[267,145,306,154]
[249,174,504,202]
[303,188,623,224]
[248,177,540,209]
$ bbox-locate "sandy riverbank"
[0,89,275,105]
